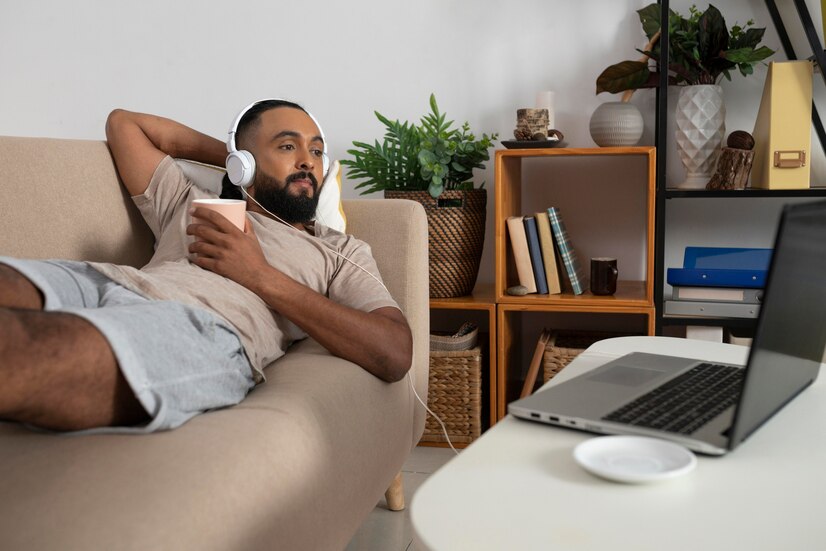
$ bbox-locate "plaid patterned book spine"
[547,207,586,295]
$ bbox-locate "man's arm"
[187,209,414,382]
[105,109,226,197]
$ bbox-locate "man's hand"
[188,206,413,383]
[187,207,270,292]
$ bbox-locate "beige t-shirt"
[90,156,399,383]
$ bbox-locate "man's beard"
[252,170,320,224]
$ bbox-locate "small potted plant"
[342,94,498,298]
[594,3,775,187]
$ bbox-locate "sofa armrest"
[342,199,429,447]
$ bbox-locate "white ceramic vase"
[674,85,726,189]
[589,102,644,147]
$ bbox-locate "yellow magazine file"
[751,60,813,189]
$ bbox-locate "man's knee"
[0,264,44,309]
[0,308,147,430]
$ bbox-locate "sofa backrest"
[0,136,154,265]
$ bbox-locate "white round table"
[411,337,826,551]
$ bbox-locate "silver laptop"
[509,200,826,455]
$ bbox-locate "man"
[0,100,413,433]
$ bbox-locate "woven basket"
[422,346,482,444]
[385,189,486,298]
[543,331,630,383]
[429,322,478,352]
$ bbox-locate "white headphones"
[226,98,330,187]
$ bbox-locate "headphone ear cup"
[226,150,256,187]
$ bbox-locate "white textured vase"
[675,85,726,189]
[589,102,644,147]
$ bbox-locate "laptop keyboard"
[602,363,745,435]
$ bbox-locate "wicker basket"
[385,189,486,299]
[421,346,482,444]
[543,331,630,383]
[429,322,478,352]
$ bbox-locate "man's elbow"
[379,330,413,383]
[105,108,129,140]
[383,354,413,383]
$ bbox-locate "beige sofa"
[0,136,429,550]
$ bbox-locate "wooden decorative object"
[706,147,755,190]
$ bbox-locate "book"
[523,217,548,294]
[667,247,772,289]
[547,207,587,295]
[554,237,573,293]
[506,216,537,293]
[672,286,763,304]
[534,211,562,294]
[664,300,761,319]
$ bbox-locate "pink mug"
[191,199,247,231]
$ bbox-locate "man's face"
[246,107,325,224]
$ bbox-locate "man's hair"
[220,99,307,200]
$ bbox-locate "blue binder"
[667,247,772,289]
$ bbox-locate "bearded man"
[0,99,412,433]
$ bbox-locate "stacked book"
[665,247,772,319]
[506,207,587,296]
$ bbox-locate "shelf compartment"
[496,307,655,421]
[495,147,656,307]
[429,282,498,429]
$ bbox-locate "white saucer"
[573,436,697,484]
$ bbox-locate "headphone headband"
[226,98,328,161]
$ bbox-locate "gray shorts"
[0,257,255,434]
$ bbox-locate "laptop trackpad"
[588,365,666,387]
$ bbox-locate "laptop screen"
[729,200,826,449]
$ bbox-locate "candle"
[535,91,555,130]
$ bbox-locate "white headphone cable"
[238,186,459,455]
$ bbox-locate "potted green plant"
[341,94,498,298]
[594,3,775,188]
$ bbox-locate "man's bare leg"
[0,264,44,310]
[0,266,148,431]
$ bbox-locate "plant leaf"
[698,5,729,61]
[596,60,651,94]
[723,46,775,64]
[730,27,765,50]
[637,3,662,40]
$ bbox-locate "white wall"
[1,0,820,284]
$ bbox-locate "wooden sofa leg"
[384,472,405,511]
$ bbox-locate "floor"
[346,446,457,551]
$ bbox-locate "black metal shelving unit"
[653,0,826,335]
